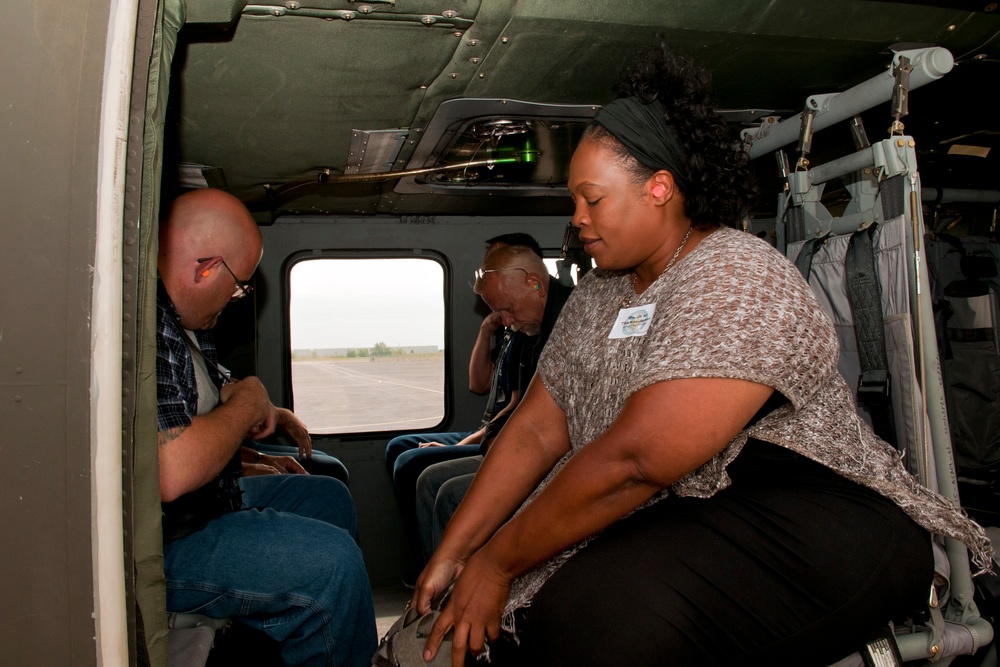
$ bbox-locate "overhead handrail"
[743,47,954,159]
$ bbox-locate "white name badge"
[609,303,656,339]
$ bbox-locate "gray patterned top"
[502,226,992,626]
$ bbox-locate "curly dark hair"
[584,49,757,230]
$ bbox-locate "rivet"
[501,36,509,44]
[470,57,480,64]
[947,24,957,31]
[897,139,905,147]
[342,11,355,20]
[419,85,428,89]
[443,9,457,18]
[908,139,916,148]
[15,367,22,374]
[450,73,458,79]
[421,15,436,25]
[358,4,373,13]
[284,0,300,8]
[272,8,284,16]
[467,39,479,46]
[973,53,987,60]
[479,73,485,78]
[453,32,462,37]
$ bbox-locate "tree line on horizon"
[347,341,401,358]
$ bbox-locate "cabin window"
[288,257,445,434]
[543,257,579,285]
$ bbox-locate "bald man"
[156,189,375,666]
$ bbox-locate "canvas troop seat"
[774,130,995,664]
[166,613,230,667]
[926,235,1000,491]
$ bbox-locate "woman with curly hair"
[407,49,991,666]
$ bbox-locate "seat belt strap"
[794,235,827,281]
[480,329,513,427]
[846,224,898,449]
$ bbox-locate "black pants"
[495,439,933,667]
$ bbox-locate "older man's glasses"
[473,267,528,282]
[199,257,253,300]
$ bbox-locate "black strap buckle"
[857,369,891,406]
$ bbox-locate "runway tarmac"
[291,355,444,433]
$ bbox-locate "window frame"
[282,248,453,438]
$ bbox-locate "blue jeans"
[255,442,351,485]
[384,430,475,476]
[415,455,483,561]
[163,474,376,667]
[384,431,480,565]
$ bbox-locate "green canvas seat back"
[926,235,1000,481]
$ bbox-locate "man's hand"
[242,453,308,476]
[220,377,276,439]
[470,312,505,394]
[276,408,312,458]
[245,404,279,441]
[242,461,284,476]
[418,441,448,448]
[261,453,307,474]
[480,311,503,335]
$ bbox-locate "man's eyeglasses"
[199,257,254,300]
[473,266,528,283]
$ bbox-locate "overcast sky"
[289,258,446,350]
[289,257,566,351]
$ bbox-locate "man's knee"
[436,474,473,516]
[385,435,412,473]
[253,474,358,537]
[311,476,357,534]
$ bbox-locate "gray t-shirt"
[503,225,991,620]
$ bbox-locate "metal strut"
[890,55,913,136]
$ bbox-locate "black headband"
[593,96,691,193]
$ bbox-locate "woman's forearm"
[434,379,570,562]
[479,377,774,580]
[480,434,659,580]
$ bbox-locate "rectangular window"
[289,257,445,434]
